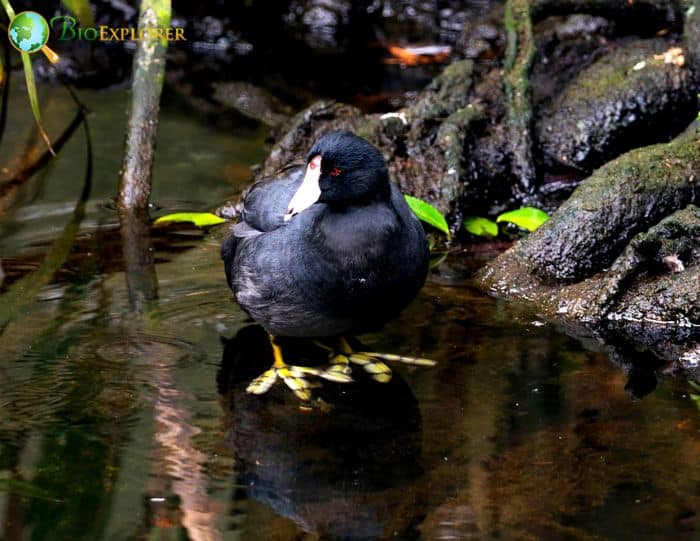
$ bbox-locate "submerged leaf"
[429,251,448,268]
[463,216,498,237]
[404,195,450,237]
[154,212,227,227]
[496,207,549,232]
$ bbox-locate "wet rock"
[544,12,613,39]
[407,60,474,121]
[531,14,613,111]
[684,0,700,86]
[595,205,700,315]
[476,128,700,371]
[455,16,504,61]
[596,321,700,381]
[396,60,480,218]
[256,60,478,221]
[260,100,365,177]
[530,0,683,32]
[528,129,700,282]
[610,265,699,326]
[212,82,294,127]
[537,39,697,173]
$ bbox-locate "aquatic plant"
[154,212,227,227]
[463,207,550,237]
[404,195,451,238]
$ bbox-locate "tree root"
[503,0,537,201]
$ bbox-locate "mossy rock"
[476,130,699,371]
[254,61,477,221]
[537,39,697,172]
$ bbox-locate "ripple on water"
[95,333,195,370]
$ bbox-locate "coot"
[222,130,433,399]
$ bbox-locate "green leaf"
[20,52,54,155]
[496,207,549,232]
[691,394,700,412]
[463,216,498,237]
[0,0,16,18]
[61,0,95,28]
[404,195,450,237]
[154,212,227,227]
[2,0,53,152]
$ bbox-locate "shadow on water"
[218,325,425,540]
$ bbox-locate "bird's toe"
[246,368,278,395]
[348,353,393,383]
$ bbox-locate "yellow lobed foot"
[319,338,437,383]
[246,334,353,400]
[246,364,323,401]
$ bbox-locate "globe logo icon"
[8,11,50,54]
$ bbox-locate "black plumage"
[222,130,429,339]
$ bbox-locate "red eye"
[330,167,341,177]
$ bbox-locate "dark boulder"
[536,39,697,173]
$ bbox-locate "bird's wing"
[220,164,305,285]
[240,164,305,233]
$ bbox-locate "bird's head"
[284,130,390,221]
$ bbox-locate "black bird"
[221,130,433,399]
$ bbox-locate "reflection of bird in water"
[217,325,426,540]
[221,130,434,400]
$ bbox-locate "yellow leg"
[322,337,436,383]
[246,334,351,400]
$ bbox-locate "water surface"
[0,84,698,541]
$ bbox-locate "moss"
[476,130,700,339]
[503,0,537,199]
[530,0,683,22]
[537,39,696,171]
[436,104,485,221]
[526,130,700,282]
[684,0,700,85]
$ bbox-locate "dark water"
[0,84,699,541]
